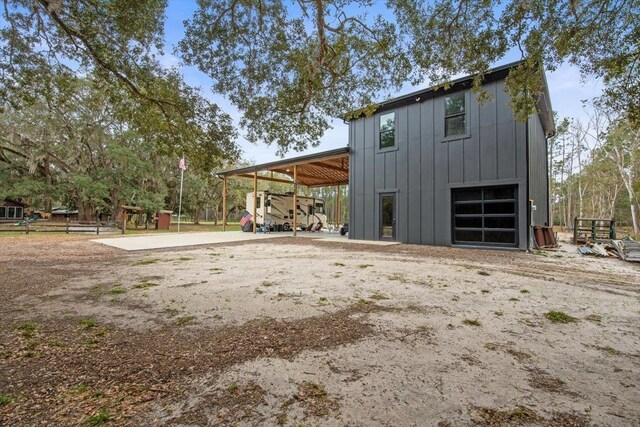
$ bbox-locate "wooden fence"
[0,218,117,235]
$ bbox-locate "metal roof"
[219,146,349,188]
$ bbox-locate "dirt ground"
[0,233,638,426]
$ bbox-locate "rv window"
[256,196,261,209]
[266,198,271,207]
[308,206,313,215]
[315,202,324,214]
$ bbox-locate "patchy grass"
[545,311,576,324]
[481,289,490,294]
[13,321,38,338]
[462,319,481,327]
[520,289,530,294]
[509,297,520,302]
[474,406,540,425]
[477,271,491,276]
[107,287,126,295]
[494,311,504,317]
[133,280,158,289]
[133,259,159,266]
[358,264,374,269]
[70,384,89,394]
[387,273,408,283]
[254,288,264,295]
[78,319,98,329]
[369,292,389,301]
[261,281,277,287]
[287,382,340,418]
[176,257,193,262]
[594,345,622,356]
[585,314,602,323]
[227,382,238,393]
[25,339,40,351]
[84,408,112,426]
[176,315,197,326]
[318,297,329,305]
[0,393,12,405]
[333,262,345,267]
[451,295,460,302]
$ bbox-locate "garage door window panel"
[452,186,518,247]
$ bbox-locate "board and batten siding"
[349,80,530,249]
[528,114,550,227]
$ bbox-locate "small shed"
[156,210,173,230]
[0,198,27,222]
[50,208,79,222]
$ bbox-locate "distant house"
[50,208,79,222]
[0,198,27,222]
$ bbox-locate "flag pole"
[177,155,185,232]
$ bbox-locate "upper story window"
[379,112,395,149]
[444,92,466,137]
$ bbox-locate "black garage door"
[452,186,518,247]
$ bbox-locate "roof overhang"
[219,147,349,188]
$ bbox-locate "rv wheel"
[283,222,290,231]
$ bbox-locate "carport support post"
[293,165,298,237]
[222,176,227,232]
[336,185,341,226]
[252,172,257,234]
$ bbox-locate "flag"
[240,211,252,227]
[178,157,187,171]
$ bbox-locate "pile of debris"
[578,237,640,262]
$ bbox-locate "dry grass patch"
[472,406,590,426]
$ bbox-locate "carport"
[218,147,349,236]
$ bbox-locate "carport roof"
[219,146,349,188]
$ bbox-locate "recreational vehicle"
[245,191,326,231]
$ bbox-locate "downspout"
[545,135,551,227]
[525,120,531,251]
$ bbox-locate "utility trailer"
[245,191,326,231]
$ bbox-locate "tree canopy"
[181,0,639,152]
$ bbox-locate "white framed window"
[0,207,5,218]
[6,207,23,219]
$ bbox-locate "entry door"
[379,193,396,241]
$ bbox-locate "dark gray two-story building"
[347,61,555,249]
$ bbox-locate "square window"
[444,93,466,137]
[8,207,16,218]
[379,112,395,149]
